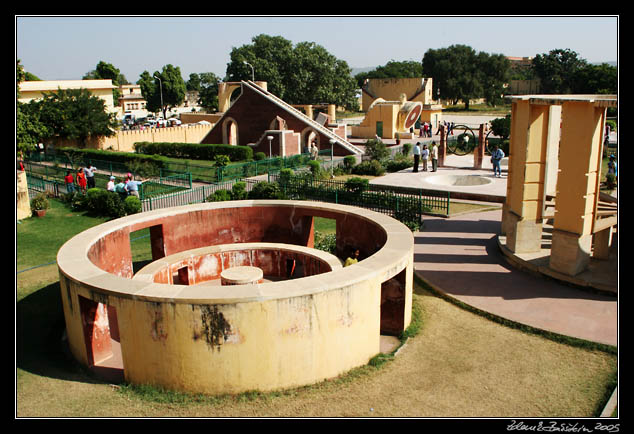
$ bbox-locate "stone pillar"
[438,124,447,166]
[549,101,605,276]
[474,124,486,169]
[502,99,551,253]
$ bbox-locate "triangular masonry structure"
[201,81,363,157]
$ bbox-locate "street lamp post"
[267,135,274,159]
[329,139,336,177]
[244,61,255,81]
[154,74,164,121]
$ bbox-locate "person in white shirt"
[421,144,430,171]
[412,142,421,172]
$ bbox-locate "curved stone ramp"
[414,209,617,347]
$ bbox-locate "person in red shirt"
[64,170,75,193]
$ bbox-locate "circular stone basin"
[426,174,492,186]
[221,266,264,285]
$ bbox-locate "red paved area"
[414,209,618,347]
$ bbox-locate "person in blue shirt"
[607,155,617,178]
[491,145,505,178]
[125,175,144,198]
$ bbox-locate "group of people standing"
[412,142,439,173]
[411,141,505,177]
[64,166,143,199]
[64,165,97,194]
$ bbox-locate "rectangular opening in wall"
[173,266,190,285]
[130,227,153,275]
[314,217,336,256]
[78,295,124,383]
[130,224,165,275]
[380,269,406,336]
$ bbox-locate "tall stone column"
[549,101,605,276]
[474,124,486,169]
[502,99,550,253]
[438,124,447,166]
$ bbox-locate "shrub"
[307,160,322,178]
[343,155,356,172]
[385,155,413,172]
[231,181,248,200]
[254,152,267,161]
[214,154,230,167]
[364,138,389,161]
[314,232,336,254]
[123,195,142,215]
[344,177,369,194]
[352,159,385,176]
[30,193,49,211]
[248,181,282,199]
[206,189,232,202]
[402,143,412,156]
[85,188,125,218]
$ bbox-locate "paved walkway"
[413,209,617,347]
[367,155,618,347]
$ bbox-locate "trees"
[138,64,187,119]
[531,48,616,95]
[187,72,221,112]
[422,45,511,109]
[354,60,423,88]
[532,49,587,94]
[225,34,359,110]
[36,88,119,147]
[83,60,129,103]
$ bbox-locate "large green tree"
[83,60,129,103]
[17,59,51,154]
[532,48,587,94]
[28,88,118,147]
[225,34,359,110]
[187,72,221,112]
[354,60,423,88]
[423,44,502,109]
[572,62,617,94]
[477,52,511,107]
[138,64,187,118]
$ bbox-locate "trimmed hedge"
[58,147,169,169]
[134,141,253,162]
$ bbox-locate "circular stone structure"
[57,200,414,395]
[425,174,493,186]
[220,266,263,285]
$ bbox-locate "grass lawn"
[16,198,617,418]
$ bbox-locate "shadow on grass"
[17,281,104,385]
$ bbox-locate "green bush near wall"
[58,147,169,169]
[134,142,253,162]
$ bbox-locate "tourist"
[421,144,430,172]
[106,176,116,192]
[344,248,360,267]
[412,142,421,173]
[64,170,75,193]
[76,167,87,194]
[114,178,128,200]
[607,154,617,178]
[491,145,505,178]
[310,142,319,160]
[84,165,97,189]
[430,141,438,172]
[126,175,144,198]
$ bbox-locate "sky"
[16,15,619,83]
